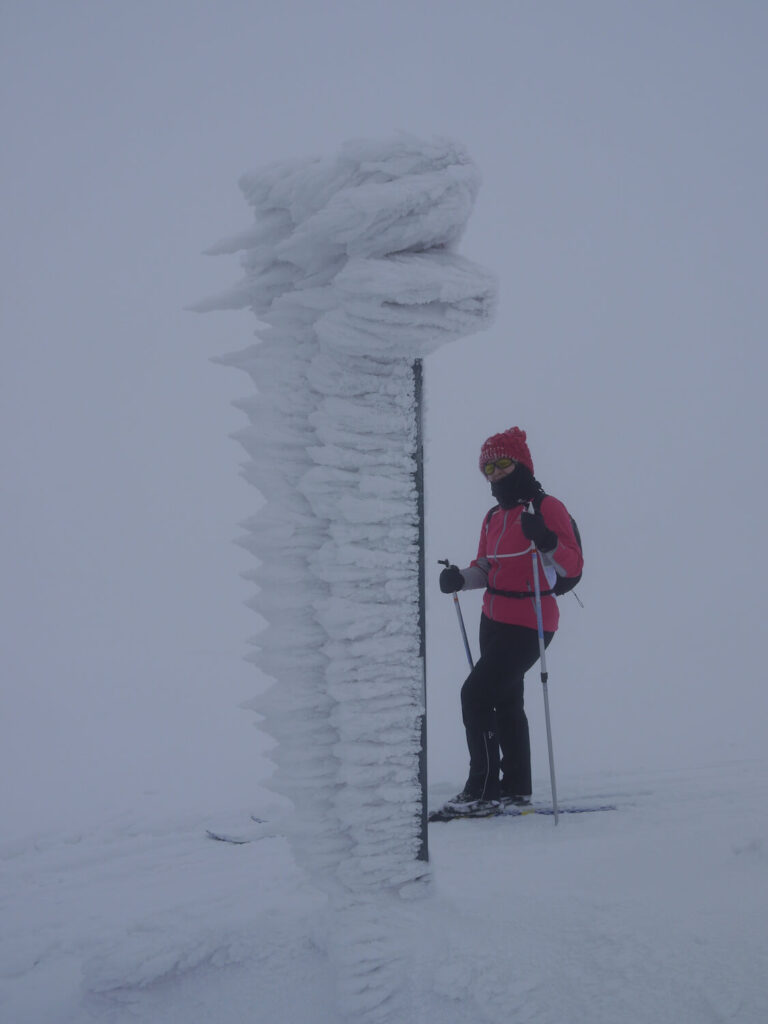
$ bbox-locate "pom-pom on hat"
[479,427,534,476]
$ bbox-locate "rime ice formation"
[195,136,496,1021]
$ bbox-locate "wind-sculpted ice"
[196,135,495,1021]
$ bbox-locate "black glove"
[520,512,558,553]
[439,565,465,593]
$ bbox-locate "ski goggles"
[482,457,516,476]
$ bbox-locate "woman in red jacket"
[438,427,583,815]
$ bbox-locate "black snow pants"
[460,613,553,801]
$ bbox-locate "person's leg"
[458,619,505,800]
[486,622,553,797]
[496,672,531,796]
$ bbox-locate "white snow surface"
[2,762,767,1023]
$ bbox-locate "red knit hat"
[479,427,534,475]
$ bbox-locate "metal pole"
[452,592,474,670]
[413,360,428,862]
[531,544,559,825]
[437,560,474,668]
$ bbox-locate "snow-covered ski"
[205,816,271,844]
[429,803,616,823]
[205,829,254,844]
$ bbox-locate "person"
[438,427,583,815]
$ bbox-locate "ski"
[206,829,253,845]
[502,803,616,817]
[428,805,502,823]
[429,803,616,823]
[205,816,270,844]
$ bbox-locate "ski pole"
[438,559,474,668]
[530,543,559,825]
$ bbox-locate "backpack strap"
[484,504,500,530]
[484,493,558,599]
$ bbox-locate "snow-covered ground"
[3,757,766,1024]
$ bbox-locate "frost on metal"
[195,136,495,1021]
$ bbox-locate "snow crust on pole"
[195,135,495,1022]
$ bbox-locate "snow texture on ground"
[2,760,766,1024]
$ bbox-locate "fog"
[2,1,766,838]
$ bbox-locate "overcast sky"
[2,1,767,836]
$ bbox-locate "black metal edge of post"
[413,359,428,862]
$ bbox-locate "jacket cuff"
[461,563,489,590]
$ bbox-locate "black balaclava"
[490,464,542,509]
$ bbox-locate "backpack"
[533,493,582,596]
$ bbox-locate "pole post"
[413,359,428,862]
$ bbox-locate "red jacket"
[461,496,583,632]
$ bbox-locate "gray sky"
[2,1,767,834]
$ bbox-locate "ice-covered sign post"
[195,136,495,1021]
